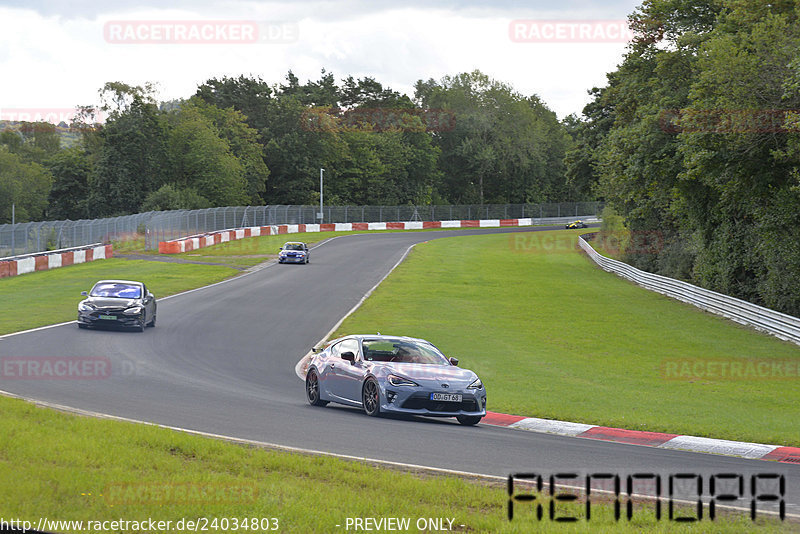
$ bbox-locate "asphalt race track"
[1,226,797,517]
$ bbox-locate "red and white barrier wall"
[0,244,113,279]
[156,217,574,254]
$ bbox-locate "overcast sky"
[0,0,643,122]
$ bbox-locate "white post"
[319,168,325,224]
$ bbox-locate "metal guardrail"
[578,234,800,346]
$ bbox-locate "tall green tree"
[46,147,90,220]
[0,149,53,223]
[89,83,169,215]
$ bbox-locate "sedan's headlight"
[78,301,94,312]
[467,378,483,390]
[123,306,143,315]
[388,374,419,387]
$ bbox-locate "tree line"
[0,70,578,225]
[566,0,800,316]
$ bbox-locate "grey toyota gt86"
[305,334,486,425]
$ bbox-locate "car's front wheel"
[137,316,146,332]
[362,377,381,417]
[457,415,482,426]
[306,369,328,406]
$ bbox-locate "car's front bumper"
[78,310,143,328]
[378,382,487,418]
[279,255,306,263]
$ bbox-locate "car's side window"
[329,341,342,359]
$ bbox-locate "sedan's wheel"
[137,316,146,332]
[148,314,156,327]
[362,378,381,417]
[457,415,482,426]
[77,323,88,329]
[306,369,328,406]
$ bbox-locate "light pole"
[319,168,325,224]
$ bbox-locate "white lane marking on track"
[295,242,418,381]
[0,237,348,342]
[0,386,791,521]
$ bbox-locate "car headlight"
[388,374,419,387]
[78,301,95,312]
[467,378,483,390]
[123,306,143,315]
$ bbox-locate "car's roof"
[283,241,307,245]
[93,279,144,286]
[328,334,432,345]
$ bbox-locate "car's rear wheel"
[362,378,381,417]
[457,415,482,426]
[306,369,328,406]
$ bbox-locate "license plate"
[98,314,116,320]
[431,392,462,402]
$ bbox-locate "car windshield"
[362,339,448,365]
[90,283,141,299]
[284,243,304,250]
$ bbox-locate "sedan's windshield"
[284,243,304,250]
[90,283,141,299]
[362,339,448,365]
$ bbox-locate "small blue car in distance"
[305,334,486,425]
[278,241,310,264]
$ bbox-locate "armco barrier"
[578,234,800,346]
[158,217,600,255]
[0,243,113,279]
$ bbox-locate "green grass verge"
[0,259,236,336]
[0,395,784,533]
[333,230,800,446]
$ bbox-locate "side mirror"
[341,351,356,364]
[311,346,322,353]
[278,248,283,252]
[81,291,88,296]
[449,357,459,366]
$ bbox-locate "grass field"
[0,259,236,336]
[333,230,800,446]
[0,394,784,533]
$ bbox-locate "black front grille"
[401,394,479,412]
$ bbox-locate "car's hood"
[83,297,138,309]
[372,362,478,385]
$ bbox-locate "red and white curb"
[0,243,113,279]
[158,217,599,254]
[482,412,800,464]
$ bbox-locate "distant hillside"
[0,120,82,148]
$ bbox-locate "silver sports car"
[305,334,486,425]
